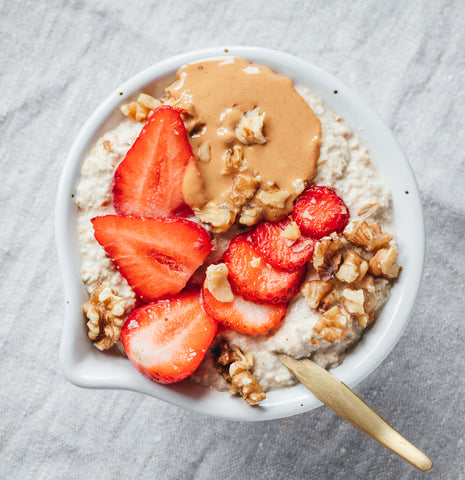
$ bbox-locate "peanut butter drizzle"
[168,57,321,228]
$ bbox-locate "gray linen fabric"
[1,0,464,478]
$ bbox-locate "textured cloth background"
[1,0,464,478]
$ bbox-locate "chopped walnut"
[184,116,205,134]
[102,140,112,152]
[205,264,234,302]
[280,220,301,241]
[314,306,349,343]
[301,279,334,309]
[137,93,162,111]
[369,246,401,279]
[313,233,342,280]
[170,91,196,116]
[356,273,376,293]
[235,107,266,145]
[292,179,306,196]
[197,142,211,163]
[319,288,342,312]
[195,202,236,233]
[222,145,244,173]
[83,284,127,350]
[238,203,263,226]
[342,288,365,315]
[356,274,378,313]
[256,187,290,209]
[216,341,266,405]
[164,91,204,133]
[120,93,162,122]
[224,174,259,211]
[355,311,374,328]
[336,250,369,283]
[343,221,392,252]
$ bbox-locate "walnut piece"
[336,250,369,283]
[216,341,266,405]
[319,288,342,312]
[256,187,290,209]
[342,288,365,315]
[343,221,392,252]
[222,145,244,174]
[238,203,263,226]
[313,233,342,280]
[195,201,236,233]
[301,279,334,309]
[83,284,127,351]
[205,264,234,302]
[314,306,349,343]
[280,220,301,241]
[197,142,211,163]
[292,179,306,196]
[224,174,259,211]
[183,116,205,134]
[120,93,162,122]
[369,246,401,279]
[354,311,374,328]
[235,107,266,145]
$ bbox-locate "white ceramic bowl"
[56,46,425,421]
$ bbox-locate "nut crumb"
[336,250,369,283]
[301,279,334,309]
[369,246,401,279]
[256,187,290,209]
[292,179,306,196]
[280,220,301,241]
[313,233,342,280]
[224,174,259,211]
[120,93,161,122]
[344,221,392,252]
[198,142,211,163]
[314,306,349,343]
[205,264,234,302]
[222,145,244,173]
[195,201,236,233]
[238,203,263,226]
[216,341,266,405]
[235,107,267,145]
[342,288,365,315]
[83,284,127,350]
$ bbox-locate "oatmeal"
[75,57,399,400]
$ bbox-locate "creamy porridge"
[76,57,400,402]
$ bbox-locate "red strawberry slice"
[292,185,350,239]
[223,235,306,305]
[113,105,193,218]
[122,289,217,384]
[248,219,315,272]
[92,215,212,302]
[202,284,287,335]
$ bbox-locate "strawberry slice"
[248,219,315,272]
[223,235,306,305]
[112,105,193,218]
[202,284,287,335]
[122,290,217,384]
[292,185,350,239]
[92,215,212,302]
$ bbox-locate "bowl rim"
[56,45,425,421]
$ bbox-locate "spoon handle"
[279,354,433,472]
